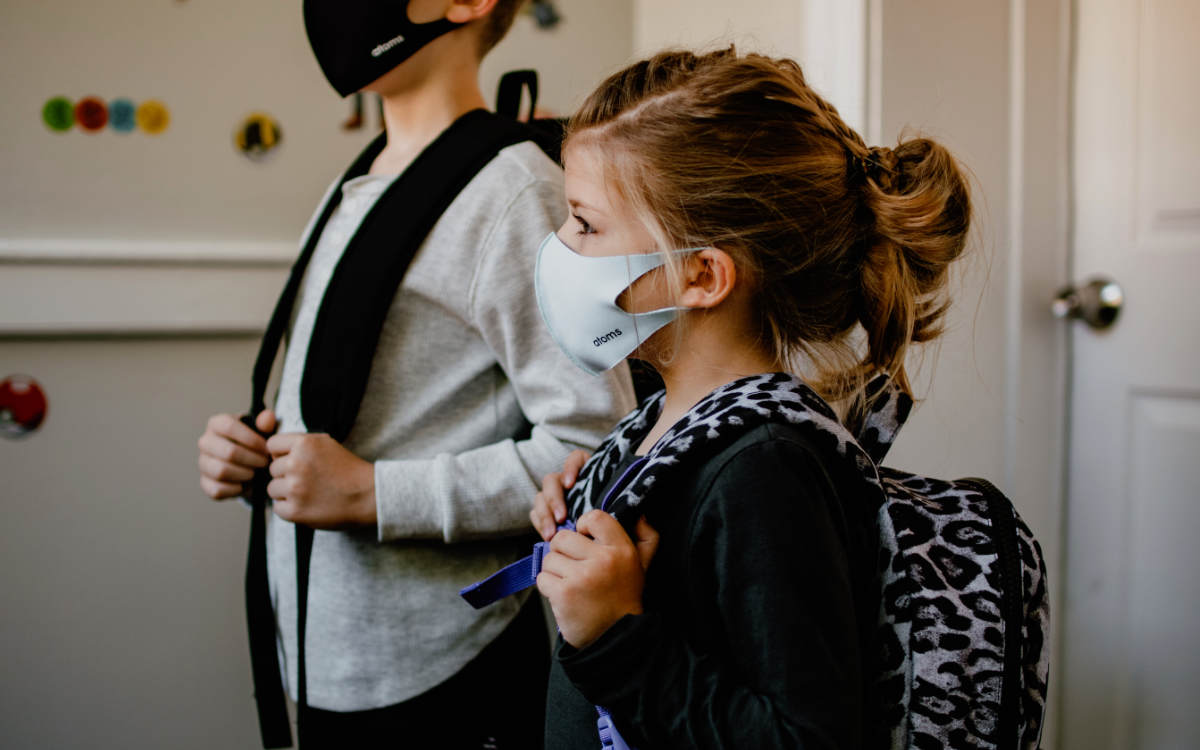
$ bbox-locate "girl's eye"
[573,214,595,235]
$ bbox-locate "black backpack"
[240,70,661,749]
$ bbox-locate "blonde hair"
[565,47,971,416]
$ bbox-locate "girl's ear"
[677,248,737,309]
[446,0,500,24]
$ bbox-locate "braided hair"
[564,46,971,416]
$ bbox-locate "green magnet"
[42,97,74,132]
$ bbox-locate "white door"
[1062,0,1200,748]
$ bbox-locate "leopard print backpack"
[462,373,1050,749]
[856,379,1050,749]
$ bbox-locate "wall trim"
[0,238,296,267]
[865,0,884,146]
[0,258,288,337]
[801,0,868,134]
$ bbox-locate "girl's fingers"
[562,449,590,487]
[530,496,555,541]
[540,472,569,524]
[539,549,580,578]
[535,570,563,599]
[574,509,626,545]
[548,528,594,560]
[633,515,660,570]
[549,490,567,524]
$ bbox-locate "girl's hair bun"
[857,137,971,391]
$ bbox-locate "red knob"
[0,375,48,437]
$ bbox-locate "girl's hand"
[536,510,659,649]
[530,449,590,541]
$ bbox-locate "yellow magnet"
[136,100,170,134]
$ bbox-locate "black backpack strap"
[962,477,1024,745]
[495,69,566,164]
[299,109,535,440]
[496,69,539,121]
[243,108,535,747]
[242,131,385,750]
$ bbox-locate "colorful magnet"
[75,97,108,132]
[0,375,48,438]
[136,100,170,134]
[234,113,283,161]
[109,98,136,133]
[42,97,75,132]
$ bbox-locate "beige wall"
[0,1,634,747]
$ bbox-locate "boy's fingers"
[255,408,278,435]
[265,432,299,458]
[210,413,268,454]
[268,454,294,478]
[198,432,268,468]
[200,475,243,500]
[198,454,255,483]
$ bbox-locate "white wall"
[633,0,866,133]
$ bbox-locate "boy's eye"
[573,214,595,235]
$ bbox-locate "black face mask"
[303,0,465,97]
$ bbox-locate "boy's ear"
[677,248,737,310]
[445,0,501,24]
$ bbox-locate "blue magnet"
[110,98,136,133]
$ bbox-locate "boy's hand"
[265,433,376,529]
[536,510,659,649]
[530,449,590,541]
[198,409,276,499]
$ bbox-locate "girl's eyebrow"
[568,199,603,213]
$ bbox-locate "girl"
[529,47,970,748]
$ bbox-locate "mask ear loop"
[617,247,710,351]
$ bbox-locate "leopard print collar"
[566,372,909,523]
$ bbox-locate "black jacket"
[545,422,878,749]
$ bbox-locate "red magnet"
[0,375,48,438]
[75,97,108,132]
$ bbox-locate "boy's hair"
[564,46,971,416]
[478,0,527,56]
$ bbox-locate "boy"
[196,1,635,746]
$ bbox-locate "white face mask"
[534,231,698,376]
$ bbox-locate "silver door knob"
[1052,277,1124,330]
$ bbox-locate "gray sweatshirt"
[267,140,636,711]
